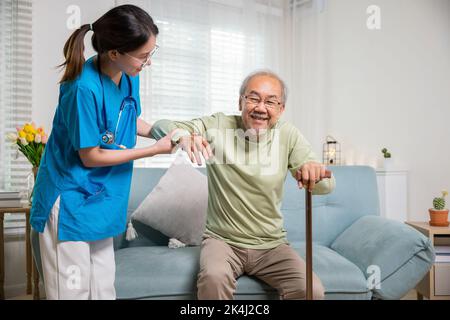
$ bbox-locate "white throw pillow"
[128,153,208,246]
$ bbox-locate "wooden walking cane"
[304,170,332,300]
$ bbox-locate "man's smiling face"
[240,75,285,134]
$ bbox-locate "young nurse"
[30,5,185,299]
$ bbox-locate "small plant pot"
[429,209,449,227]
[383,158,393,170]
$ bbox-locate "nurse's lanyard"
[97,57,137,150]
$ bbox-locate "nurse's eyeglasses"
[124,45,159,69]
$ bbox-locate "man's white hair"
[239,70,288,104]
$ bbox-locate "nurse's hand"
[153,132,176,154]
[178,133,213,166]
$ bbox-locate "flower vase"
[32,166,38,180]
[27,166,39,206]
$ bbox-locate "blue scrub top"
[30,56,141,241]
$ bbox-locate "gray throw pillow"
[129,154,208,246]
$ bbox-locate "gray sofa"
[32,165,434,299]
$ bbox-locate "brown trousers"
[197,236,325,300]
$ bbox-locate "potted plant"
[429,190,449,227]
[381,148,392,169]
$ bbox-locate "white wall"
[286,0,450,221]
[32,0,115,130]
[329,0,450,221]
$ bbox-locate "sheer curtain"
[0,0,33,231]
[285,0,329,153]
[0,0,33,191]
[115,0,287,166]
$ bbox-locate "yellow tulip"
[18,130,26,138]
[443,190,448,198]
[26,133,34,142]
[24,124,37,134]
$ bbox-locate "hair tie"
[89,23,93,31]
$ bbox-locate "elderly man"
[150,70,336,300]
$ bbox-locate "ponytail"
[58,24,91,83]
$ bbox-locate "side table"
[0,207,39,300]
[406,221,450,300]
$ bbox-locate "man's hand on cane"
[296,162,332,191]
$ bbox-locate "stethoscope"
[97,57,137,150]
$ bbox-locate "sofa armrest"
[113,232,128,251]
[330,215,435,299]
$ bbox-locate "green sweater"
[150,113,336,249]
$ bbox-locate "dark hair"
[58,5,159,83]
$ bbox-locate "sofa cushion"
[129,154,208,246]
[330,215,435,299]
[114,244,371,300]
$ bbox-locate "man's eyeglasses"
[242,94,282,111]
[124,44,159,69]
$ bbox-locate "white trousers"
[39,196,116,300]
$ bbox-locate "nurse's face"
[116,35,157,77]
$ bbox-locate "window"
[118,0,285,167]
[0,0,33,232]
[0,0,33,192]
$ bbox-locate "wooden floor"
[7,294,35,300]
[401,289,418,300]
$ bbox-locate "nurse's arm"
[78,133,174,168]
[137,118,153,138]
